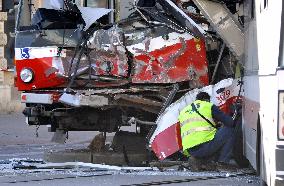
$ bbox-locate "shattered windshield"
[16,0,83,31]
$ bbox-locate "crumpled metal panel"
[66,27,129,78]
[86,26,129,77]
[158,0,206,39]
[15,1,210,91]
[150,78,242,160]
[59,93,109,107]
[192,0,244,60]
[79,7,113,30]
[127,31,208,85]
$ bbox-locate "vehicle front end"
[15,0,210,135]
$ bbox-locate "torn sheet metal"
[127,31,208,85]
[86,26,129,77]
[192,0,244,60]
[15,26,129,90]
[78,7,113,30]
[149,78,242,160]
[158,0,206,39]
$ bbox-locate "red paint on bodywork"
[132,38,208,85]
[151,122,182,160]
[16,57,66,91]
[16,39,208,90]
[219,96,241,114]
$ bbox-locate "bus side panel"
[243,75,260,169]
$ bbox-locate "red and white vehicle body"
[15,0,211,134]
[149,78,242,160]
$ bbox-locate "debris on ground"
[88,133,106,153]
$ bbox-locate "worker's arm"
[211,105,234,127]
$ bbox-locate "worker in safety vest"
[178,92,236,170]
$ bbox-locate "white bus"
[243,0,284,185]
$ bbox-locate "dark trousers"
[188,126,235,163]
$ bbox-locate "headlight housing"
[20,68,34,83]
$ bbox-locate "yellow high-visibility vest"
[178,100,217,155]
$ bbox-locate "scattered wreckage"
[15,0,245,164]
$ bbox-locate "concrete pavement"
[0,113,97,146]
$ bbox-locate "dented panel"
[87,26,129,77]
[150,78,242,160]
[128,32,208,85]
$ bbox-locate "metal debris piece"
[158,0,206,39]
[59,93,109,107]
[12,161,158,172]
[150,78,242,160]
[192,0,244,60]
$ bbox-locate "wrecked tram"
[14,0,246,170]
[13,0,284,185]
[15,0,242,159]
[16,0,217,134]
